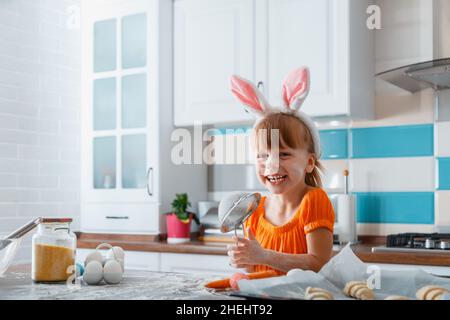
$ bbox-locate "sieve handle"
[5,217,42,240]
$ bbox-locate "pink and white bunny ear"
[282,67,310,111]
[230,75,270,116]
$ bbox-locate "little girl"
[227,67,335,275]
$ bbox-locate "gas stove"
[372,233,450,254]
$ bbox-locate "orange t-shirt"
[244,188,335,275]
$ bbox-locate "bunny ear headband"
[230,67,321,157]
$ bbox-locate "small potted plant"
[165,193,199,244]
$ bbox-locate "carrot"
[247,270,278,280]
[204,278,230,289]
[204,270,279,289]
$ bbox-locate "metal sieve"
[218,192,261,236]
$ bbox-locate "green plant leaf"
[170,193,191,216]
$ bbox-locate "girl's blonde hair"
[251,112,323,188]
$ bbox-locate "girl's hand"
[227,228,267,268]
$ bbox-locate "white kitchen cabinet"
[77,249,161,271]
[259,0,374,118]
[78,249,234,275]
[160,253,235,275]
[174,0,374,125]
[81,0,207,234]
[174,0,255,126]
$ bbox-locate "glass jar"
[32,218,76,282]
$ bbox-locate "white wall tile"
[0,189,40,202]
[0,114,19,130]
[59,175,80,189]
[0,174,17,187]
[436,122,450,157]
[357,223,435,236]
[0,143,17,158]
[60,148,80,162]
[0,129,39,145]
[39,161,79,175]
[0,55,60,78]
[0,204,18,216]
[0,69,39,90]
[0,10,39,32]
[39,106,79,122]
[321,159,349,193]
[18,145,59,160]
[350,157,435,192]
[0,217,35,233]
[18,175,59,188]
[59,121,80,134]
[39,133,79,148]
[0,0,81,258]
[60,95,80,109]
[0,84,17,100]
[0,159,39,174]
[17,2,61,25]
[18,118,59,133]
[435,191,450,226]
[18,90,60,107]
[0,99,39,116]
[40,190,79,202]
[17,203,60,217]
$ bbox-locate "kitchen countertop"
[0,265,239,300]
[77,233,450,267]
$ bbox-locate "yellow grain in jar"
[31,218,76,282]
[33,243,75,282]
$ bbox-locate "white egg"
[106,246,125,271]
[103,259,123,285]
[106,246,124,261]
[83,261,103,285]
[85,250,104,267]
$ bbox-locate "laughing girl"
[227,67,335,275]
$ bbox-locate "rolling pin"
[204,270,279,290]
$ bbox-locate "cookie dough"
[305,287,334,300]
[343,281,375,300]
[416,285,449,300]
[384,295,409,300]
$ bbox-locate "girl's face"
[255,145,315,194]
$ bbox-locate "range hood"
[375,0,450,120]
[376,0,450,93]
[376,58,450,93]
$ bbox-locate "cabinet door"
[81,0,159,204]
[257,0,349,117]
[174,0,254,126]
[77,249,160,271]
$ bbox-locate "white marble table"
[0,266,241,300]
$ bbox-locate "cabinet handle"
[146,167,153,196]
[105,216,129,220]
[257,81,264,93]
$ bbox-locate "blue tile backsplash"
[350,124,434,158]
[212,122,449,230]
[319,129,348,159]
[437,158,450,190]
[355,192,435,224]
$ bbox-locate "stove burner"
[386,233,450,250]
[440,241,450,250]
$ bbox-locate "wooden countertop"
[76,233,450,267]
